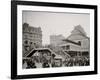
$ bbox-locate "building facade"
[50,35,66,46]
[59,25,90,58]
[23,23,42,57]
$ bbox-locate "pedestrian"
[42,61,50,68]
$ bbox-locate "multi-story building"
[23,23,42,57]
[50,35,66,46]
[59,25,90,58]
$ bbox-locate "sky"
[22,11,90,45]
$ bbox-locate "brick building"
[23,23,42,57]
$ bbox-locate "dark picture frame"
[11,0,97,79]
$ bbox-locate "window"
[30,42,33,44]
[24,40,28,44]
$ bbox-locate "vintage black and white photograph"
[22,11,90,69]
[11,1,97,79]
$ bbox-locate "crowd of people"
[23,56,89,69]
[23,59,50,69]
[63,56,89,66]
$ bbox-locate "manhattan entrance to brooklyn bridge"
[22,11,90,69]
